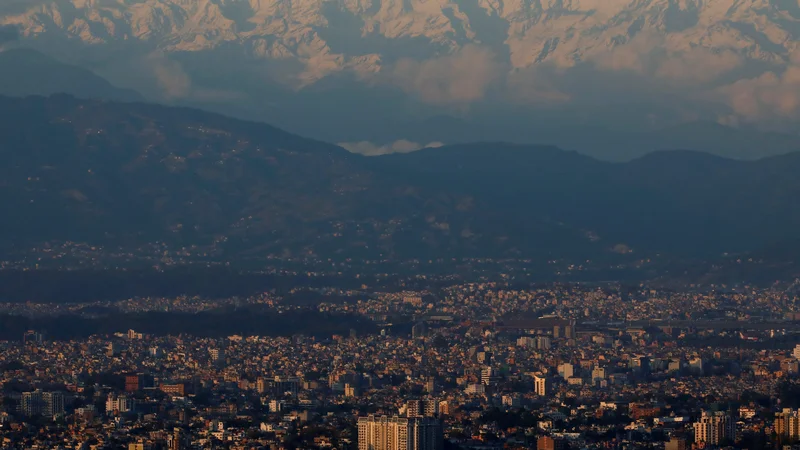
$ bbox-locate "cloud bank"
[373,31,800,128]
[339,140,445,156]
[387,45,502,106]
[719,51,800,124]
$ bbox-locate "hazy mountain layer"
[3,95,800,263]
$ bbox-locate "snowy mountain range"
[2,0,800,157]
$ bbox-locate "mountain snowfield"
[2,0,798,69]
[2,0,800,149]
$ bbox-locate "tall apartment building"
[358,415,442,450]
[693,411,735,445]
[517,336,536,348]
[106,394,135,414]
[209,347,225,367]
[345,383,359,397]
[256,378,267,394]
[481,367,499,386]
[21,391,64,417]
[43,392,64,417]
[537,436,567,450]
[405,400,438,418]
[536,335,552,350]
[272,376,301,397]
[775,409,800,440]
[564,322,576,340]
[167,427,189,450]
[534,375,551,396]
[665,437,688,450]
[557,363,574,379]
[125,373,154,392]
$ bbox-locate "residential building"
[776,409,800,440]
[534,375,550,396]
[358,415,442,450]
[693,411,735,445]
[537,435,567,450]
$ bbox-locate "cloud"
[589,32,743,86]
[388,45,502,106]
[148,53,192,99]
[339,140,444,156]
[655,48,743,85]
[146,52,243,102]
[718,51,800,123]
[495,33,759,127]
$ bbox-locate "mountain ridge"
[3,94,800,263]
[0,47,144,102]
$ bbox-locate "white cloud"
[388,45,502,106]
[718,51,800,122]
[147,52,243,102]
[339,140,445,156]
[148,52,192,99]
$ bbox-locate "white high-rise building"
[534,375,550,396]
[358,415,442,450]
[557,363,574,379]
[694,411,735,445]
[106,395,134,414]
[793,344,800,360]
[481,367,496,385]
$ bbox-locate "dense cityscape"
[2,280,800,449]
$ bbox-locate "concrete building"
[21,390,64,418]
[693,411,735,445]
[665,437,688,450]
[106,394,134,414]
[358,415,442,450]
[775,409,800,441]
[537,436,567,450]
[412,322,427,339]
[534,375,550,396]
[557,363,574,379]
[405,400,438,418]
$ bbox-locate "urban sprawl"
[2,282,800,450]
